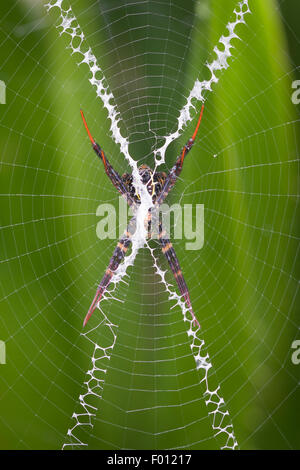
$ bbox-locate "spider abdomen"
[122,166,166,204]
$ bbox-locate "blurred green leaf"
[0,0,299,450]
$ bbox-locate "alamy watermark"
[96,197,204,251]
[0,80,6,104]
[0,340,6,364]
[291,80,300,105]
[291,340,300,365]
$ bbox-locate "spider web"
[0,0,299,450]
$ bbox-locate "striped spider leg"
[154,105,204,327]
[83,217,136,327]
[156,104,204,206]
[158,221,200,328]
[81,105,204,327]
[80,110,136,208]
[80,111,137,326]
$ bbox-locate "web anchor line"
[46,0,250,450]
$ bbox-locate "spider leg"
[83,217,136,327]
[158,224,200,328]
[156,104,204,206]
[80,110,135,208]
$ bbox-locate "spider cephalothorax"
[122,164,167,204]
[80,105,204,327]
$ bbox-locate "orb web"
[0,0,299,450]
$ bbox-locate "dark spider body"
[122,165,167,204]
[80,106,204,328]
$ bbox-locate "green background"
[0,0,299,449]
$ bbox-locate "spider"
[80,105,204,328]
